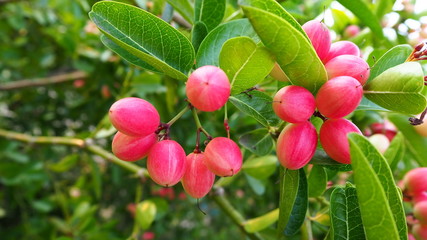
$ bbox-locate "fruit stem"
[191,107,212,140]
[224,103,230,138]
[313,111,327,122]
[409,107,427,125]
[167,104,191,126]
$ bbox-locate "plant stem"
[191,108,212,139]
[0,71,87,90]
[167,105,191,126]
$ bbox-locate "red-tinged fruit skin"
[276,122,318,170]
[414,201,427,224]
[414,192,427,204]
[273,86,316,123]
[413,224,427,240]
[112,132,157,161]
[185,65,231,112]
[302,20,331,62]
[204,137,242,177]
[147,140,186,187]
[181,152,215,198]
[315,76,363,119]
[325,55,370,85]
[319,118,362,164]
[344,25,360,38]
[323,41,361,63]
[109,97,160,137]
[403,168,427,197]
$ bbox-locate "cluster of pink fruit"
[273,20,370,170]
[109,65,242,199]
[402,168,427,240]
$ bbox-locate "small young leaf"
[243,208,279,233]
[364,62,427,115]
[196,19,259,67]
[194,0,225,31]
[243,155,277,180]
[384,132,405,171]
[330,184,366,240]
[308,165,327,198]
[349,133,407,240]
[229,91,280,127]
[135,200,157,230]
[242,6,327,93]
[239,128,274,156]
[219,37,275,94]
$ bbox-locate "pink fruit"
[112,132,157,161]
[344,25,360,38]
[403,168,427,197]
[323,41,360,63]
[204,137,242,177]
[109,97,160,137]
[367,134,390,154]
[147,140,186,187]
[325,55,370,85]
[273,86,316,123]
[181,152,215,198]
[370,121,397,141]
[185,65,231,112]
[319,118,362,164]
[413,192,427,204]
[302,20,331,62]
[276,122,318,170]
[415,201,427,224]
[413,224,427,240]
[315,76,363,119]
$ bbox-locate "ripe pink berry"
[204,137,242,177]
[403,168,427,197]
[367,134,390,154]
[414,201,427,225]
[147,140,186,187]
[112,132,157,161]
[413,192,427,204]
[181,152,215,198]
[344,25,360,38]
[276,122,318,170]
[413,224,427,240]
[323,41,361,63]
[315,76,363,119]
[319,118,362,164]
[325,55,370,85]
[109,97,160,137]
[302,20,331,62]
[185,65,231,112]
[273,86,316,123]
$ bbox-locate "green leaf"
[277,168,299,238]
[89,1,194,80]
[368,44,413,83]
[307,165,327,198]
[229,91,280,127]
[135,200,157,230]
[245,174,266,195]
[219,37,275,94]
[194,0,226,31]
[191,21,208,52]
[242,6,327,93]
[336,0,384,39]
[196,19,259,67]
[364,62,427,115]
[239,128,274,156]
[243,208,279,233]
[239,0,308,40]
[355,96,389,112]
[166,0,194,24]
[384,132,405,171]
[330,184,366,240]
[243,155,277,179]
[349,133,407,240]
[375,0,394,20]
[284,168,308,236]
[310,150,352,172]
[48,154,79,172]
[388,114,427,167]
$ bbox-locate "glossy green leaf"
[384,132,405,171]
[308,165,327,198]
[284,168,308,236]
[242,6,327,93]
[135,200,157,230]
[330,184,366,240]
[243,155,277,179]
[89,1,194,80]
[239,128,274,156]
[364,62,426,115]
[244,208,279,233]
[349,133,407,240]
[166,0,194,24]
[388,114,427,167]
[336,0,384,39]
[195,0,225,31]
[277,168,299,238]
[191,21,208,52]
[229,91,280,127]
[368,44,413,83]
[219,37,275,94]
[310,150,353,172]
[239,0,308,40]
[355,96,388,112]
[196,19,259,67]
